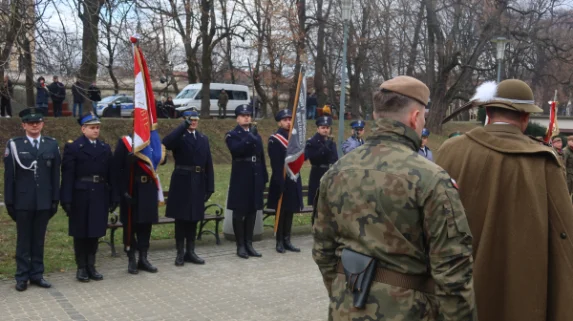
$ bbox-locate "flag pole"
[274,66,304,235]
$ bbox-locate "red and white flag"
[285,68,307,181]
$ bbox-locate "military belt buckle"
[93,175,100,183]
[251,156,257,162]
[195,166,201,173]
[141,176,148,183]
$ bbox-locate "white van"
[173,83,251,117]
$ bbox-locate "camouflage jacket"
[563,146,573,196]
[312,118,477,321]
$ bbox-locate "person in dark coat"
[267,109,303,253]
[225,104,268,259]
[87,82,101,110]
[304,116,338,206]
[163,108,214,266]
[36,77,49,112]
[3,108,60,292]
[1,75,14,117]
[47,76,66,117]
[113,136,161,274]
[60,112,118,282]
[71,80,85,117]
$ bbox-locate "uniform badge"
[450,178,459,189]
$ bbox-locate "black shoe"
[30,278,51,288]
[175,241,185,266]
[276,240,286,254]
[128,251,138,274]
[245,242,262,257]
[184,241,205,264]
[233,217,249,259]
[236,245,249,259]
[15,281,27,292]
[76,268,90,282]
[283,238,300,252]
[138,251,158,273]
[86,266,103,281]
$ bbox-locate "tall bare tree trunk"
[78,0,103,88]
[288,0,306,109]
[22,35,35,106]
[0,0,25,80]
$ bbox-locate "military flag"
[544,90,559,143]
[285,67,307,181]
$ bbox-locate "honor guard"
[341,120,365,154]
[225,104,268,259]
[60,112,117,282]
[113,136,161,274]
[162,108,214,266]
[418,128,434,162]
[267,109,303,253]
[3,108,61,292]
[304,116,338,206]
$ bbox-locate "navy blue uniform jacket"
[113,138,159,224]
[162,123,214,222]
[304,133,338,206]
[225,125,268,213]
[3,136,60,211]
[267,128,303,212]
[60,135,115,238]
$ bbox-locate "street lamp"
[491,36,509,83]
[337,0,352,157]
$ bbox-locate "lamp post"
[337,0,352,157]
[491,36,509,83]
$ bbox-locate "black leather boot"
[86,254,104,281]
[74,239,89,282]
[138,250,158,273]
[76,268,89,282]
[185,240,205,264]
[175,239,185,266]
[127,249,138,274]
[244,215,261,257]
[283,212,300,252]
[276,213,286,254]
[233,217,249,259]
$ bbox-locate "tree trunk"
[0,0,24,79]
[78,0,103,88]
[314,0,327,107]
[406,3,424,76]
[288,0,306,109]
[22,35,35,106]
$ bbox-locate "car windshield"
[100,96,116,103]
[176,89,198,99]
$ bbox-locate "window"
[230,91,248,100]
[176,89,199,99]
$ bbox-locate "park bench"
[262,185,314,228]
[101,191,224,256]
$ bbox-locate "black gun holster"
[340,248,377,309]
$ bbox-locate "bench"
[262,185,314,228]
[101,191,224,256]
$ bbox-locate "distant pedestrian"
[1,75,14,118]
[88,82,101,110]
[218,89,229,118]
[306,92,317,120]
[418,128,433,162]
[47,76,66,117]
[71,79,85,117]
[36,77,49,112]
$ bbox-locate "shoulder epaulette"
[44,136,56,141]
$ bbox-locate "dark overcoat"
[225,125,268,214]
[3,136,60,211]
[113,137,159,224]
[162,123,214,222]
[304,133,338,205]
[267,128,303,213]
[60,135,114,238]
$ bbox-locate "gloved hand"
[62,203,72,216]
[51,201,59,217]
[183,118,192,127]
[204,192,213,203]
[6,204,16,222]
[250,125,258,137]
[123,192,137,205]
[109,201,119,213]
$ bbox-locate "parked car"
[95,94,134,117]
[173,83,250,117]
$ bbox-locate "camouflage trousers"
[327,274,439,321]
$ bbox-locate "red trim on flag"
[287,154,305,179]
[272,134,288,148]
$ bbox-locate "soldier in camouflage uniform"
[563,136,573,198]
[312,76,477,321]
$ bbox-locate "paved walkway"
[0,235,329,321]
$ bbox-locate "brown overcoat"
[435,124,573,321]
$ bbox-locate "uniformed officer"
[113,135,160,274]
[163,108,214,266]
[267,109,303,253]
[304,116,338,206]
[60,112,117,282]
[418,128,433,161]
[225,104,268,259]
[341,120,365,154]
[3,107,61,292]
[313,76,476,320]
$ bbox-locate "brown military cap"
[470,79,543,113]
[380,76,430,107]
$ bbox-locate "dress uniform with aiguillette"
[267,109,303,253]
[304,116,338,206]
[60,112,117,282]
[226,104,268,259]
[3,108,60,291]
[113,136,161,274]
[163,109,214,266]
